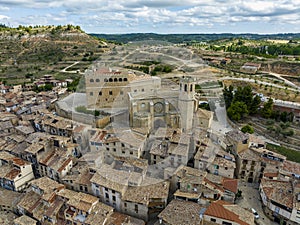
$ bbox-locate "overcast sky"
[0,0,299,34]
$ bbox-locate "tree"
[261,98,274,118]
[223,85,234,109]
[249,95,261,114]
[227,101,248,121]
[241,124,254,134]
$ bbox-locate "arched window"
[109,78,113,82]
[119,78,123,82]
[114,78,118,82]
[90,79,94,83]
[190,84,193,92]
[184,84,187,92]
[104,78,108,82]
[124,78,128,82]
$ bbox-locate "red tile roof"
[205,200,250,225]
[222,178,238,193]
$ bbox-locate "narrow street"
[236,181,277,225]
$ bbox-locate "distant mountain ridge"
[90,33,300,44]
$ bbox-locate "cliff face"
[261,62,300,76]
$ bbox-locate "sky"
[0,0,300,34]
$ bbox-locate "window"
[90,92,93,96]
[120,91,124,95]
[112,196,116,201]
[130,151,133,155]
[112,190,115,194]
[109,78,113,82]
[190,84,193,91]
[105,187,108,191]
[90,79,94,82]
[96,79,100,82]
[113,148,116,152]
[222,222,232,225]
[121,143,125,147]
[99,91,102,96]
[124,202,127,207]
[135,204,138,213]
[114,78,118,82]
[109,91,113,95]
[210,218,216,222]
[184,84,187,92]
[124,78,128,81]
[105,193,109,199]
[119,78,123,82]
[142,88,144,92]
[104,78,108,82]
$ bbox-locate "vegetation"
[91,33,300,44]
[267,122,294,138]
[241,124,254,134]
[0,24,109,84]
[124,63,173,75]
[33,84,53,92]
[266,143,300,163]
[223,85,261,121]
[223,85,295,125]
[75,106,100,116]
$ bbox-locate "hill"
[0,25,110,85]
[90,33,300,44]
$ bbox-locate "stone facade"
[85,67,161,109]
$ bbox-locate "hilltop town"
[0,28,300,225]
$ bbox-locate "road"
[236,181,277,225]
[261,71,300,91]
[60,61,82,74]
[220,76,299,92]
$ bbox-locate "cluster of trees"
[223,85,295,123]
[33,84,53,92]
[223,85,261,121]
[124,63,173,75]
[227,43,300,56]
[150,64,172,75]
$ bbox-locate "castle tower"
[178,76,195,131]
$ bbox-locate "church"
[129,76,213,132]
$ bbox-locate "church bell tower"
[178,76,195,131]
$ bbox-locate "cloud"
[0,15,10,20]
[1,0,300,33]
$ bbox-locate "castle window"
[90,79,94,83]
